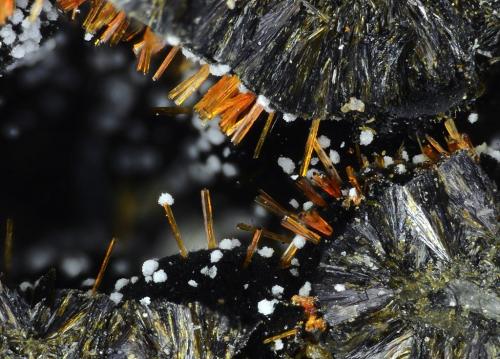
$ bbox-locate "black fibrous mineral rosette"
[314,151,499,357]
[108,0,500,119]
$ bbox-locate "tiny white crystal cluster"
[0,0,58,71]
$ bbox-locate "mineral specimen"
[0,2,498,358]
[1,150,497,358]
[314,151,499,358]
[0,279,253,357]
[108,0,500,119]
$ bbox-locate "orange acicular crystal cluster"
[0,0,15,25]
[292,295,327,333]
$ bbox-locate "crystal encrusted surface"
[313,151,499,358]
[0,281,251,357]
[109,0,499,119]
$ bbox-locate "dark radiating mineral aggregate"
[109,0,500,119]
[1,152,498,358]
[0,248,307,358]
[313,151,499,358]
[0,279,252,358]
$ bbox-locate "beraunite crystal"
[314,152,499,358]
[109,0,499,119]
[0,281,252,357]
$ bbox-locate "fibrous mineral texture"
[314,151,499,358]
[110,0,500,118]
[0,281,251,358]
